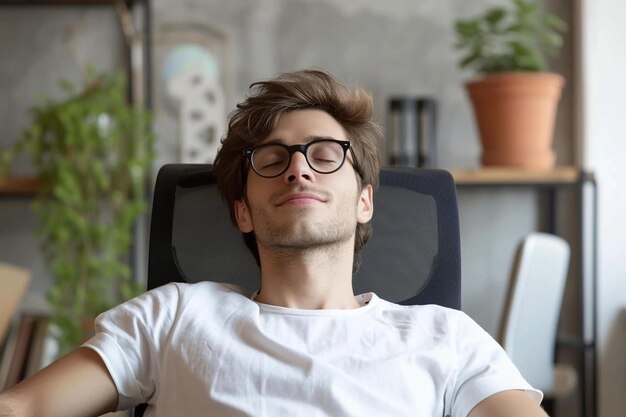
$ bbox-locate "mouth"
[274,191,327,206]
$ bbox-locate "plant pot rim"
[466,71,565,86]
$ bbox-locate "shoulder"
[374,298,498,352]
[144,280,248,302]
[97,281,250,324]
[373,298,479,343]
[376,298,471,328]
[147,281,251,313]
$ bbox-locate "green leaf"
[459,51,480,68]
[542,31,563,51]
[485,7,506,26]
[515,0,538,16]
[455,20,480,38]
[453,0,566,74]
[514,49,544,71]
[485,8,505,26]
[544,14,568,32]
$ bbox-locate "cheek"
[243,176,263,205]
[241,177,280,213]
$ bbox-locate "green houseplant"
[454,0,568,168]
[0,70,155,356]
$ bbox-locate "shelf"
[0,168,588,193]
[450,166,585,186]
[0,177,39,196]
[0,0,138,4]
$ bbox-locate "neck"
[253,240,359,309]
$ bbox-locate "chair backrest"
[136,164,462,416]
[147,164,461,308]
[498,232,570,392]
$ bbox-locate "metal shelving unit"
[451,166,598,417]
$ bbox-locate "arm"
[468,390,549,417]
[0,347,118,417]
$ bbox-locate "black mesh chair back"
[135,164,461,416]
[147,164,461,307]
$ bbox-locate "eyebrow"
[261,135,343,145]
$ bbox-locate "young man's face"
[234,109,373,252]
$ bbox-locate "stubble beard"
[250,195,359,256]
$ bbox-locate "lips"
[274,191,327,206]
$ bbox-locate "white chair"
[498,233,577,411]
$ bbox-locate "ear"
[357,184,373,224]
[234,199,254,233]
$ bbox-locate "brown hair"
[213,69,382,271]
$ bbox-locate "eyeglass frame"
[242,138,359,179]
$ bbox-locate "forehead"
[261,109,348,145]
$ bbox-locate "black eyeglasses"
[243,139,354,178]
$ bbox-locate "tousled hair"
[212,69,382,273]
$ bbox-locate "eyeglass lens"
[252,141,346,177]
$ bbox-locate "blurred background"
[0,1,623,416]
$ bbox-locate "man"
[0,70,548,417]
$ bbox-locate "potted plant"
[454,0,568,169]
[0,70,155,356]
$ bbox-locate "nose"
[283,151,315,184]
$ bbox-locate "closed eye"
[261,160,284,169]
[312,158,338,165]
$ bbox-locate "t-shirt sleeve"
[82,283,181,410]
[447,311,543,417]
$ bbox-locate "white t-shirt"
[83,281,541,417]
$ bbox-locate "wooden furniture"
[451,166,580,185]
[451,166,597,417]
[0,177,39,196]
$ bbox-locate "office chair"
[135,163,461,416]
[499,232,576,414]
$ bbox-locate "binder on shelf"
[1,314,36,390]
[24,316,51,378]
[0,313,52,391]
[0,320,20,391]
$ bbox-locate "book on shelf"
[24,315,52,378]
[1,314,37,390]
[0,319,19,390]
[0,313,55,391]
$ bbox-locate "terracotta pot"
[465,72,564,169]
